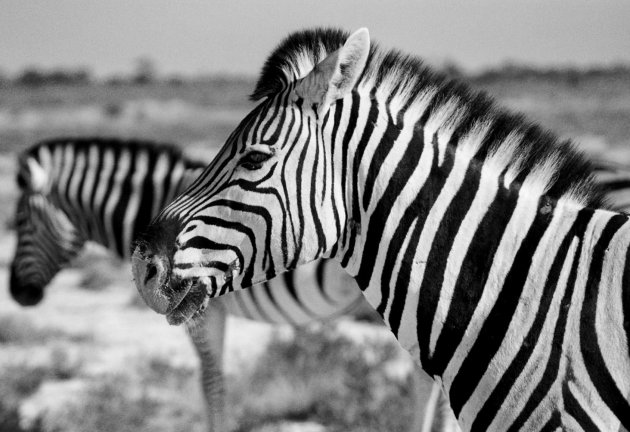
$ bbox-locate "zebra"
[10,137,452,432]
[593,158,630,213]
[131,28,630,431]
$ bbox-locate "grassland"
[0,71,629,431]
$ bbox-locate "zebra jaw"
[165,274,230,326]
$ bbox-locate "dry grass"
[0,314,89,345]
[231,325,416,432]
[0,344,84,432]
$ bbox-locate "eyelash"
[239,151,272,171]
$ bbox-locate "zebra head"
[132,28,370,324]
[10,157,86,306]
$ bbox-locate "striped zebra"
[10,137,449,432]
[131,28,630,431]
[594,158,630,213]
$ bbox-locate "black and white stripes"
[132,28,630,431]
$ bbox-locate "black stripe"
[180,237,244,274]
[280,106,304,269]
[327,100,344,258]
[291,106,310,269]
[99,147,120,250]
[309,116,327,256]
[277,107,298,266]
[260,92,290,145]
[282,270,308,316]
[315,260,336,305]
[338,93,361,252]
[342,89,379,267]
[74,146,89,216]
[251,94,282,147]
[132,150,157,249]
[112,149,135,256]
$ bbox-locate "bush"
[233,325,415,432]
[0,346,82,432]
[15,68,92,87]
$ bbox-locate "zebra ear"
[294,28,370,116]
[23,158,48,193]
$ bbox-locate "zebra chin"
[164,279,211,326]
[131,244,228,325]
[164,274,234,325]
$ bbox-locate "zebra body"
[132,28,630,431]
[11,138,448,432]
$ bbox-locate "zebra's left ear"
[294,28,370,117]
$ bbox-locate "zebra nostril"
[144,263,158,285]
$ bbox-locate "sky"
[1,0,629,78]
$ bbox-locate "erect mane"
[251,27,606,208]
[251,28,352,101]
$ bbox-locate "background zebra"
[10,137,452,432]
[132,28,630,431]
[594,158,630,213]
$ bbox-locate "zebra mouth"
[165,279,210,326]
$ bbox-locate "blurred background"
[1,1,629,431]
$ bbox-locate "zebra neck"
[333,107,630,423]
[331,97,630,362]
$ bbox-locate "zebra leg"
[185,301,227,432]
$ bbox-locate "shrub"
[233,325,415,432]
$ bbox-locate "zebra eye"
[239,151,272,171]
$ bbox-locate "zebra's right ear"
[294,28,370,117]
[19,158,48,193]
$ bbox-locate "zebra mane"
[251,27,604,208]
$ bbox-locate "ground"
[0,72,628,431]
